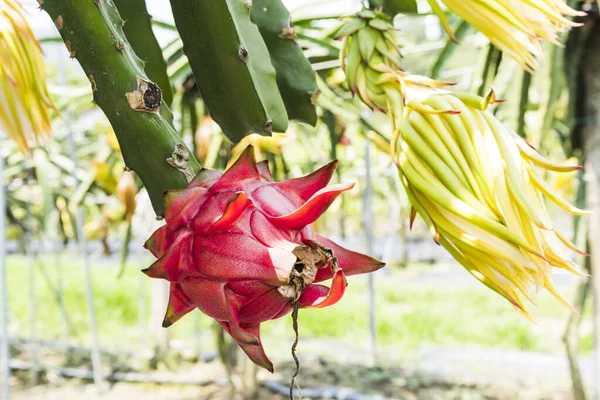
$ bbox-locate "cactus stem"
[42,0,198,215]
[250,0,318,125]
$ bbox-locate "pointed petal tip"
[249,352,274,373]
[213,146,260,189]
[256,160,274,181]
[409,207,417,230]
[223,323,274,372]
[207,192,252,232]
[161,286,194,328]
[161,308,194,327]
[313,234,384,280]
[267,182,354,230]
[300,269,347,309]
[324,159,339,174]
[269,160,342,203]
[233,145,257,168]
[373,261,386,271]
[244,144,256,157]
[162,310,187,328]
[141,265,167,279]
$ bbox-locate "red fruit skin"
[144,147,384,372]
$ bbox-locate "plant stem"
[169,0,288,142]
[41,0,199,215]
[114,0,173,106]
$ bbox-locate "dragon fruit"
[143,147,384,372]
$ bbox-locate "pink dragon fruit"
[143,147,384,372]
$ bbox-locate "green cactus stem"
[169,0,288,143]
[41,0,199,216]
[114,0,174,106]
[250,0,319,126]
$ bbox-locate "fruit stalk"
[41,0,199,216]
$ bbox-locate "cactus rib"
[250,0,319,126]
[169,0,288,143]
[114,0,174,106]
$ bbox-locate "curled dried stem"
[289,302,301,400]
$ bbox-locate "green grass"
[3,254,585,357]
[263,271,576,356]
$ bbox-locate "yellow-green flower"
[428,0,584,71]
[336,10,451,130]
[393,91,587,316]
[0,0,55,152]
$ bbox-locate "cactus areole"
[143,147,384,372]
